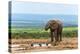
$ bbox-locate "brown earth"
[9,37,78,53]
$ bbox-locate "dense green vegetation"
[9,26,78,39]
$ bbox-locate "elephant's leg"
[59,33,62,41]
[58,28,62,42]
[57,33,59,42]
[54,30,59,42]
[50,31,54,42]
[53,30,59,46]
[59,29,62,41]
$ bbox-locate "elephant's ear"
[49,20,59,29]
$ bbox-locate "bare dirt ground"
[9,37,78,53]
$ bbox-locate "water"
[31,43,51,47]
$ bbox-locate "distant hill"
[9,14,78,28]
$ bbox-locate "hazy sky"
[12,1,78,15]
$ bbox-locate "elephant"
[45,20,63,43]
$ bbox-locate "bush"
[10,30,78,39]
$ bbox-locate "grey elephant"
[45,20,63,42]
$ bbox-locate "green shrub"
[10,30,78,39]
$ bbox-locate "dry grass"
[9,37,78,53]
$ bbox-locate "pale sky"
[12,1,78,15]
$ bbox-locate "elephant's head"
[45,20,59,31]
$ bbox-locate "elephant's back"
[48,20,63,26]
[56,20,62,24]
